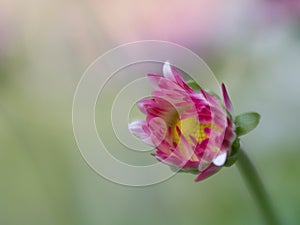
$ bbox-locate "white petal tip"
[212,152,227,166]
[128,120,144,135]
[163,61,172,78]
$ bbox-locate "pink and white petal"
[194,138,209,158]
[163,61,175,81]
[212,151,227,166]
[182,160,199,170]
[158,77,181,91]
[147,73,163,89]
[137,99,153,114]
[154,154,184,168]
[221,119,236,151]
[194,164,222,182]
[172,71,194,92]
[148,117,167,146]
[162,61,194,93]
[200,89,219,106]
[222,83,234,116]
[128,120,153,145]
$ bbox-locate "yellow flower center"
[172,117,209,146]
[172,117,223,161]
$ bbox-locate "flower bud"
[129,62,237,181]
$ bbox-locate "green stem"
[236,149,280,225]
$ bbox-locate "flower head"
[129,62,236,181]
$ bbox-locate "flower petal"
[128,120,153,145]
[147,73,162,89]
[212,151,227,166]
[194,164,221,182]
[163,61,174,81]
[222,83,234,116]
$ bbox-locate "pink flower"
[129,62,236,181]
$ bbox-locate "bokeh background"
[1,0,300,225]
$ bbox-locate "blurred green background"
[1,0,300,225]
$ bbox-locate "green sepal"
[225,138,241,167]
[187,80,201,90]
[234,112,261,137]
